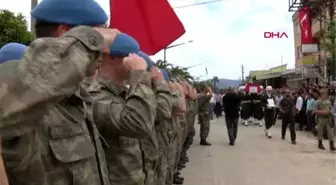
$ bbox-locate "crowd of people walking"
[213,84,336,151]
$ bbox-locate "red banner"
[109,0,186,55]
[298,6,313,44]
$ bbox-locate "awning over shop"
[256,72,282,80]
[287,77,304,82]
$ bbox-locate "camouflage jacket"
[83,73,156,185]
[167,91,181,140]
[186,99,196,123]
[0,26,110,185]
[153,79,173,153]
[315,99,333,122]
[197,93,211,116]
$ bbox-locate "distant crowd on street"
[207,83,336,151]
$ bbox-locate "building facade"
[290,0,335,85]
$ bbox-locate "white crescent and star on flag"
[299,12,309,38]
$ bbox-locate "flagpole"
[163,48,167,62]
[163,40,193,61]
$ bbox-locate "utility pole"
[241,64,244,85]
[31,0,38,35]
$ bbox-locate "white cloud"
[1,0,295,80]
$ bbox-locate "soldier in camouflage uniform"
[314,89,336,151]
[198,84,213,145]
[83,38,158,185]
[166,81,187,185]
[0,43,26,80]
[0,42,25,185]
[178,84,197,169]
[174,82,192,171]
[0,0,116,185]
[134,52,172,185]
[151,68,174,185]
[172,80,190,184]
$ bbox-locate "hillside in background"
[201,78,241,89]
[217,78,241,88]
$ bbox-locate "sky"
[1,0,295,80]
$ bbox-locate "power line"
[173,0,224,9]
[22,0,225,19]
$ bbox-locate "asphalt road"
[181,117,336,185]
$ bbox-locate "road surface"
[182,117,336,185]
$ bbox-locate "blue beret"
[31,0,108,26]
[137,51,154,69]
[109,33,139,57]
[0,43,27,64]
[160,69,170,81]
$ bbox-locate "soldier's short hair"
[200,84,207,91]
[34,22,103,38]
[34,21,72,38]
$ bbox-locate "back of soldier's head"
[31,0,108,38]
[200,84,208,92]
[0,43,27,64]
[0,42,27,78]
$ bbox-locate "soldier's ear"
[56,24,73,36]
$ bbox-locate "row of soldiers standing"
[0,0,202,185]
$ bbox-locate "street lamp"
[163,40,193,61]
[175,62,202,69]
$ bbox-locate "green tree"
[0,9,34,47]
[211,76,219,90]
[322,20,336,80]
[155,59,173,69]
[155,59,195,82]
[168,66,194,82]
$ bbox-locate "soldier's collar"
[96,76,126,95]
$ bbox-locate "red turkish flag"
[109,0,186,55]
[245,83,261,93]
[298,6,313,44]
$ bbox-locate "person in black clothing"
[222,87,241,146]
[251,92,264,126]
[261,86,276,138]
[279,89,297,145]
[238,86,252,126]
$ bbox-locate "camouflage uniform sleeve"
[0,26,103,129]
[152,79,173,119]
[92,71,156,138]
[170,91,181,112]
[203,94,212,102]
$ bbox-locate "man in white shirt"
[274,92,283,122]
[295,91,304,130]
[209,93,216,119]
